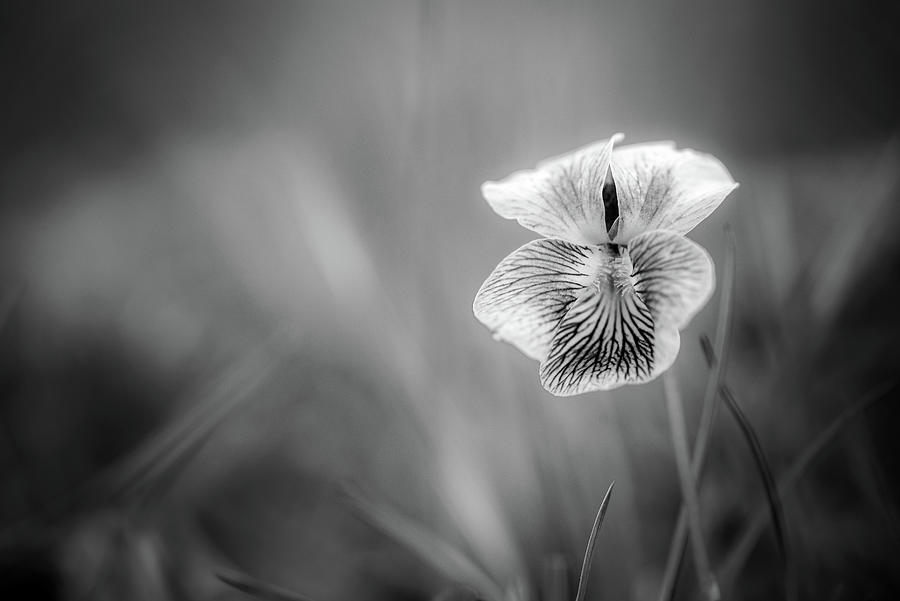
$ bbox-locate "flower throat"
[602,173,620,239]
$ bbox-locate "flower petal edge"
[610,141,738,242]
[482,134,624,245]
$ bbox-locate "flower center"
[593,243,636,294]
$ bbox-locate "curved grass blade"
[574,481,615,601]
[658,226,735,601]
[345,487,506,601]
[699,337,793,599]
[217,568,317,601]
[719,386,787,557]
[719,382,895,590]
[719,385,794,601]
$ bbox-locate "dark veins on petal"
[475,239,594,356]
[631,232,709,322]
[541,250,657,392]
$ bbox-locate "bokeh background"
[2,1,900,600]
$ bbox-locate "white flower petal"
[539,285,681,396]
[481,134,624,245]
[609,141,738,242]
[630,230,715,329]
[473,239,597,360]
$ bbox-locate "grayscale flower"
[474,134,738,396]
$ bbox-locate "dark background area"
[1,1,899,600]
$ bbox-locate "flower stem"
[658,226,735,601]
[664,372,720,601]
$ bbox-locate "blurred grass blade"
[807,140,900,324]
[663,373,720,601]
[720,382,895,589]
[541,554,569,601]
[0,286,23,335]
[574,481,614,601]
[719,385,793,600]
[658,227,735,601]
[0,323,282,545]
[346,487,506,601]
[0,287,45,518]
[32,334,287,520]
[217,568,317,601]
[99,339,280,505]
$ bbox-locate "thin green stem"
[664,373,721,601]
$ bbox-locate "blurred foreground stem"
[664,372,721,601]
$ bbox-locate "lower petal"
[539,285,681,396]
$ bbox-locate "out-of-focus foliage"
[1,2,899,600]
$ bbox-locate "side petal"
[473,239,597,360]
[539,285,681,396]
[481,134,624,245]
[630,230,715,329]
[610,141,738,242]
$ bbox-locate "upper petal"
[481,134,624,245]
[538,284,681,396]
[609,141,738,242]
[473,238,597,361]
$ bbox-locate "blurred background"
[1,1,900,600]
